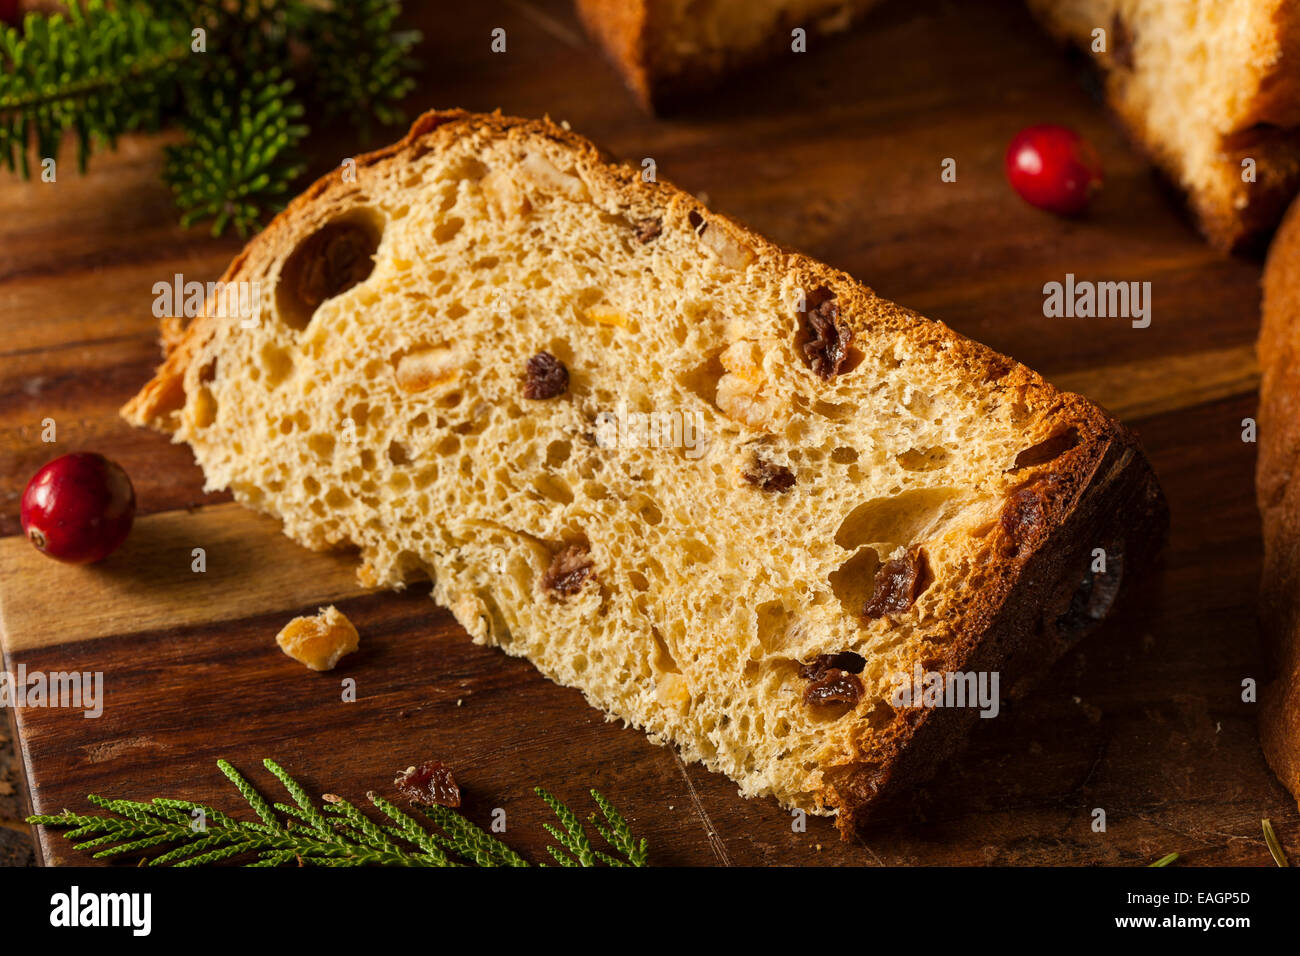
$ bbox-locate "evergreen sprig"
[27,758,649,868]
[0,0,420,234]
[0,0,190,176]
[285,0,420,132]
[164,69,306,237]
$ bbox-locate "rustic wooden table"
[0,0,1294,866]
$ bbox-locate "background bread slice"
[1024,0,1300,251]
[583,0,1300,250]
[577,0,885,110]
[1255,192,1300,807]
[122,108,1166,833]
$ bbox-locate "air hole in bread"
[532,473,574,505]
[275,209,384,331]
[896,446,951,472]
[452,412,488,436]
[546,440,571,467]
[834,487,965,552]
[307,433,335,460]
[677,350,726,408]
[626,492,663,526]
[829,546,882,617]
[445,155,488,184]
[755,601,794,654]
[190,386,217,429]
[1010,427,1080,472]
[260,343,294,388]
[651,628,681,675]
[433,217,464,244]
[811,399,858,421]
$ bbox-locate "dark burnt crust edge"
[826,427,1168,837]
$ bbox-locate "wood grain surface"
[1,0,1297,866]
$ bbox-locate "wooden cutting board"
[2,0,1297,866]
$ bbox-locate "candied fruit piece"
[276,605,359,672]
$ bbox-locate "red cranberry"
[21,453,136,564]
[1005,124,1103,216]
[0,1,20,28]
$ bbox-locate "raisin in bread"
[1254,192,1300,806]
[122,109,1166,832]
[1024,0,1300,251]
[577,0,884,110]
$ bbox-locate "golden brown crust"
[1256,192,1300,806]
[122,108,1167,831]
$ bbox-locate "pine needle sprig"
[420,802,531,868]
[0,0,420,234]
[365,792,455,864]
[287,0,420,132]
[537,786,601,867]
[164,70,307,237]
[217,757,280,827]
[28,758,649,868]
[0,0,193,176]
[589,788,650,867]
